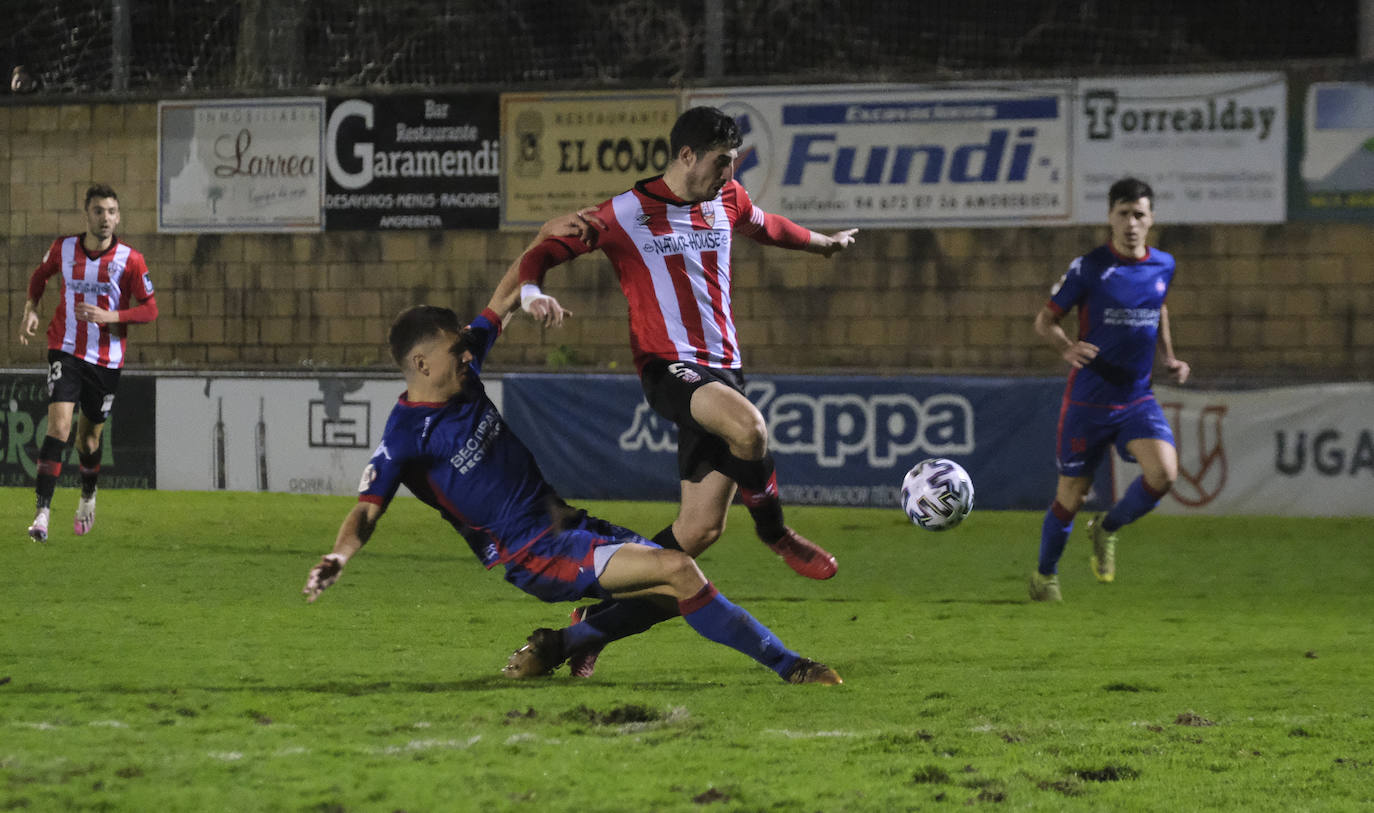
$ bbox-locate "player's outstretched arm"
[1157,304,1190,384]
[489,252,573,328]
[805,228,858,257]
[303,501,381,602]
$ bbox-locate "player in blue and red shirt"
[1028,178,1191,601]
[301,300,840,685]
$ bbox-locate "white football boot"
[28,507,50,543]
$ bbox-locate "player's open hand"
[1164,356,1191,385]
[817,229,858,257]
[18,309,39,344]
[303,553,346,602]
[520,286,573,328]
[1062,340,1099,369]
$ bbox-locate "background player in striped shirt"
[1028,177,1190,602]
[19,184,159,542]
[301,301,841,685]
[504,106,856,674]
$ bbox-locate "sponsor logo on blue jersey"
[450,406,502,474]
[1103,307,1161,328]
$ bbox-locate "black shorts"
[47,350,121,424]
[640,358,745,482]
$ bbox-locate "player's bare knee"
[717,411,768,459]
[1146,472,1176,494]
[658,549,708,597]
[677,519,724,552]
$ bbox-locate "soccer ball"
[900,458,975,531]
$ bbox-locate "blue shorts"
[1056,395,1174,478]
[502,514,659,603]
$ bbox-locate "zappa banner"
[324,93,501,229]
[1112,384,1374,516]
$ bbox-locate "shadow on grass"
[0,677,713,696]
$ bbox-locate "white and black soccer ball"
[900,458,975,531]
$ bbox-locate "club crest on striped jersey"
[699,204,716,229]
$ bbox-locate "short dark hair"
[389,305,460,367]
[670,106,743,158]
[1108,177,1153,210]
[84,184,119,209]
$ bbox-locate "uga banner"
[500,373,1069,510]
[1112,384,1374,516]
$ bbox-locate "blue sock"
[678,583,800,678]
[563,599,676,653]
[1037,501,1076,575]
[1103,476,1165,532]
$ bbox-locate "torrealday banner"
[1111,384,1373,516]
[1072,72,1286,223]
[500,91,679,228]
[684,83,1073,228]
[324,94,501,229]
[158,99,325,232]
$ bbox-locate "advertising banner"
[683,83,1072,228]
[325,94,501,230]
[1291,79,1374,220]
[158,98,325,232]
[154,376,505,495]
[1072,72,1286,223]
[501,373,1077,510]
[500,91,685,228]
[1111,384,1374,516]
[0,372,156,490]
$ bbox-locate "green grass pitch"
[3,487,1372,811]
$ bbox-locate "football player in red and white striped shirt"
[19,184,159,542]
[503,107,856,673]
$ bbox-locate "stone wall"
[4,101,1371,381]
